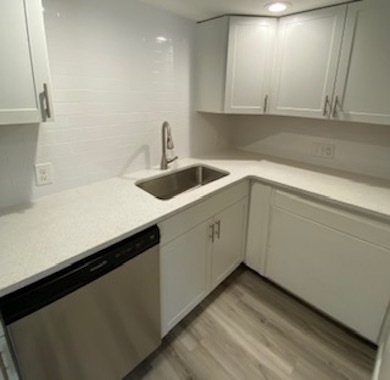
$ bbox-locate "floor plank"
[127,266,376,379]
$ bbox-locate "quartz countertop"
[1,150,389,297]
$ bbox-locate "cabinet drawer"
[160,181,249,245]
[273,190,390,250]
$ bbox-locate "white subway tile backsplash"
[0,125,38,208]
[0,0,232,209]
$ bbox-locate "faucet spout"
[160,121,178,170]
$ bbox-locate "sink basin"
[136,165,229,200]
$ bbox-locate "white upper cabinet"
[224,17,277,114]
[333,1,390,125]
[196,16,277,114]
[0,0,53,126]
[196,3,390,125]
[269,5,347,119]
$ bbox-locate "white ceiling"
[141,0,355,21]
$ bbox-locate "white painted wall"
[231,115,390,180]
[0,0,232,210]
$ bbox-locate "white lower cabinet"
[245,182,272,275]
[266,190,390,343]
[159,182,249,336]
[160,221,210,336]
[0,334,18,380]
[211,198,248,290]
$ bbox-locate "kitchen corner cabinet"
[332,1,390,125]
[196,16,277,114]
[245,182,272,275]
[269,5,347,119]
[266,190,390,343]
[159,182,248,336]
[0,0,53,126]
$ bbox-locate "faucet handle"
[167,126,174,149]
[167,136,174,149]
[167,156,178,164]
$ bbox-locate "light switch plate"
[34,162,53,186]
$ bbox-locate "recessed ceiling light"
[156,36,168,43]
[266,2,290,13]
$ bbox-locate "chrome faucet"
[160,121,178,170]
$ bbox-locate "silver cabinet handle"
[215,220,221,240]
[0,351,8,380]
[263,94,268,114]
[43,83,52,119]
[332,95,340,118]
[209,223,215,243]
[323,95,330,116]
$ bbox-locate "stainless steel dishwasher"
[0,225,161,380]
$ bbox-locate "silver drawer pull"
[263,94,269,113]
[323,95,330,116]
[209,224,215,243]
[332,95,340,117]
[215,220,221,239]
[43,83,52,119]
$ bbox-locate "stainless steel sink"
[136,165,229,200]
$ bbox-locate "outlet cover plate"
[34,162,53,186]
[312,142,335,159]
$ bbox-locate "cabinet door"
[25,0,54,123]
[160,221,211,336]
[373,301,390,380]
[212,198,248,289]
[245,182,272,275]
[0,335,19,380]
[0,0,40,125]
[0,336,5,380]
[333,1,390,125]
[266,207,390,343]
[224,17,277,114]
[269,5,346,119]
[0,0,53,125]
[196,17,229,113]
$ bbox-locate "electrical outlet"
[34,163,53,186]
[312,143,335,159]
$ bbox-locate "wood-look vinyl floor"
[127,266,376,380]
